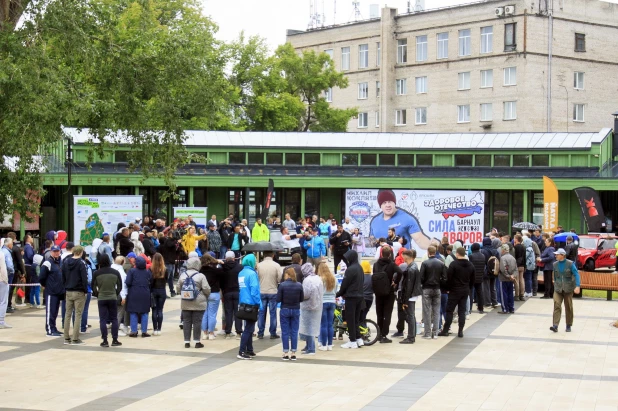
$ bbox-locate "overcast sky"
[200,0,466,52]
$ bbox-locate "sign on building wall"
[74,196,143,246]
[345,189,485,257]
[173,207,208,229]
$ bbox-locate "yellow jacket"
[181,233,206,254]
[252,223,270,242]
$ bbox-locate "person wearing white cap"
[550,249,580,333]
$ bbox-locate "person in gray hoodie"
[176,257,211,348]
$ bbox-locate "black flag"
[260,179,274,222]
[573,187,607,232]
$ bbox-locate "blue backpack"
[181,273,199,300]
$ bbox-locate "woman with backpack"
[150,253,167,336]
[126,256,152,338]
[317,263,336,351]
[372,246,402,344]
[199,254,224,341]
[299,263,324,355]
[176,256,210,348]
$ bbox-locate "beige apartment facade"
[287,0,618,133]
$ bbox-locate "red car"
[577,235,618,271]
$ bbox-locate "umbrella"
[512,222,540,231]
[553,233,579,243]
[242,241,283,252]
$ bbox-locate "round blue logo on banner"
[349,201,371,223]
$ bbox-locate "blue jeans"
[130,312,149,333]
[30,286,41,306]
[165,264,175,294]
[501,281,515,312]
[524,270,533,294]
[319,302,336,346]
[439,293,448,329]
[202,292,220,332]
[219,246,228,259]
[280,308,300,352]
[239,320,256,354]
[258,293,278,336]
[496,278,503,306]
[301,333,315,353]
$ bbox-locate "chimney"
[613,111,618,158]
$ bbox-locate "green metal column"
[134,187,139,196]
[77,186,83,195]
[188,187,194,207]
[300,188,306,220]
[19,219,25,243]
[523,190,529,223]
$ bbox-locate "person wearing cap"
[123,252,138,273]
[497,244,517,314]
[141,227,157,258]
[39,245,64,336]
[550,248,580,333]
[369,189,431,251]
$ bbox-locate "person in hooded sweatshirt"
[468,243,486,313]
[480,237,500,308]
[299,263,324,355]
[237,254,262,360]
[92,254,123,347]
[126,256,152,338]
[372,246,403,343]
[335,249,364,349]
[438,247,475,338]
[221,251,243,338]
[62,245,89,346]
[177,257,211,348]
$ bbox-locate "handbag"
[536,261,545,268]
[236,303,259,322]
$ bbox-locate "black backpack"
[372,270,391,297]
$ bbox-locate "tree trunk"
[0,0,29,31]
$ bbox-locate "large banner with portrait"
[345,189,485,257]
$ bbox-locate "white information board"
[173,207,208,229]
[74,195,143,246]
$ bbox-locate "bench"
[579,270,618,301]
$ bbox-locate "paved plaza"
[1,296,617,411]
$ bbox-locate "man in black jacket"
[141,227,157,257]
[330,224,352,274]
[39,246,65,337]
[399,249,422,344]
[336,249,364,349]
[158,232,179,297]
[469,243,486,313]
[6,232,26,310]
[420,246,446,339]
[62,245,89,345]
[118,228,134,257]
[222,251,243,338]
[438,247,475,338]
[513,234,526,301]
[372,246,402,343]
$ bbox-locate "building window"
[266,153,283,165]
[532,155,549,167]
[304,153,320,165]
[415,76,427,93]
[248,152,264,164]
[480,103,493,121]
[504,23,516,51]
[229,152,246,164]
[494,155,510,167]
[396,78,407,95]
[504,67,517,86]
[376,42,381,66]
[457,105,470,123]
[573,104,585,122]
[504,101,517,120]
[458,29,471,56]
[395,109,407,126]
[417,154,433,166]
[361,154,377,166]
[575,33,585,52]
[359,44,369,68]
[358,82,368,99]
[398,154,414,166]
[341,47,350,70]
[455,155,473,167]
[480,69,493,88]
[476,155,491,166]
[437,32,448,59]
[375,111,380,127]
[397,39,408,63]
[480,26,493,53]
[342,153,358,166]
[115,151,129,163]
[358,112,368,128]
[286,153,302,165]
[513,155,529,167]
[376,81,381,97]
[415,107,427,125]
[458,72,471,90]
[324,48,334,67]
[416,35,428,62]
[379,154,395,166]
[305,189,320,219]
[324,87,332,102]
[574,72,584,90]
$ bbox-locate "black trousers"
[375,293,396,338]
[98,299,119,340]
[224,291,242,334]
[344,297,363,341]
[404,301,417,340]
[442,290,469,333]
[543,270,554,297]
[471,283,484,311]
[396,298,406,333]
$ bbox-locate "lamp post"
[612,111,618,159]
[65,137,73,239]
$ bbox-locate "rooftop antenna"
[414,0,425,12]
[407,0,411,12]
[308,0,325,29]
[350,0,362,21]
[333,0,337,24]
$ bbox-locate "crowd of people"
[0,215,584,358]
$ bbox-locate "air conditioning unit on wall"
[495,7,504,16]
[505,5,515,15]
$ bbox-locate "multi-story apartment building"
[287,0,618,133]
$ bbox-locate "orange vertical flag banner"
[543,176,559,232]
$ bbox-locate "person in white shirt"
[241,219,252,243]
[342,218,355,234]
[111,256,129,336]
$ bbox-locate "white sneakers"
[356,338,364,347]
[327,345,333,351]
[118,330,126,337]
[340,341,358,349]
[153,330,162,336]
[318,346,327,351]
[208,334,216,340]
[216,329,226,336]
[202,331,208,340]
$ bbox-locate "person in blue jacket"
[303,228,326,268]
[237,253,262,360]
[39,246,65,337]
